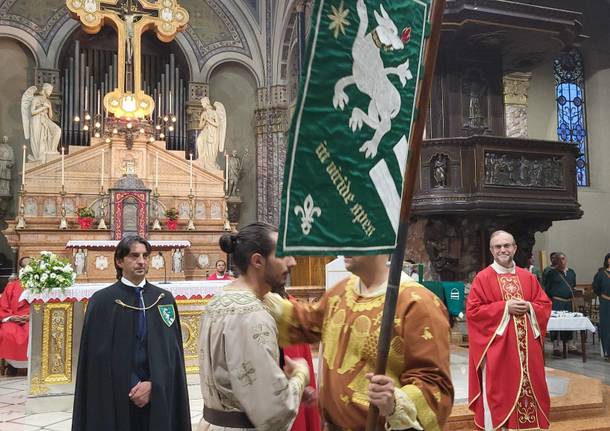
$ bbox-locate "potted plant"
[164,207,178,230]
[76,207,96,229]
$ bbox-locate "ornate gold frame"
[41,303,74,384]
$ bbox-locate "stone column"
[255,85,289,224]
[503,72,532,138]
[186,82,209,155]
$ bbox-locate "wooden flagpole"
[365,0,446,429]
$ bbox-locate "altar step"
[446,369,610,431]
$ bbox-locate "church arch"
[203,53,263,88]
[0,26,45,67]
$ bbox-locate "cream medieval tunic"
[198,287,307,431]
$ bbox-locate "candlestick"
[61,146,65,186]
[189,153,193,190]
[21,145,26,186]
[100,149,105,188]
[155,152,159,189]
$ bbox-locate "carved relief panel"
[484,151,564,188]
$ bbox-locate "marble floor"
[0,374,204,430]
[0,340,607,430]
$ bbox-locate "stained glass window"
[553,49,589,186]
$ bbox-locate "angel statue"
[21,84,61,163]
[195,97,226,170]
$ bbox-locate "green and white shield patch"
[158,304,176,327]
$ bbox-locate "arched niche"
[209,62,257,226]
[0,37,36,217]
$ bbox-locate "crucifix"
[67,0,189,118]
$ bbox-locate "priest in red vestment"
[0,257,32,373]
[467,231,552,430]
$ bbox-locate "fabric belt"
[552,296,572,302]
[601,293,610,301]
[203,406,254,428]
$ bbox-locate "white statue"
[172,249,183,273]
[195,97,226,170]
[21,84,62,163]
[0,136,15,197]
[74,249,86,275]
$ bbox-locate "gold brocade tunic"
[274,275,454,431]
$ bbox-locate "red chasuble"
[0,279,30,361]
[467,266,552,430]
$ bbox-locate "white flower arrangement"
[19,251,76,293]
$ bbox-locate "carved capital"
[257,85,288,109]
[188,82,209,102]
[254,107,288,134]
[503,72,532,106]
[34,68,61,91]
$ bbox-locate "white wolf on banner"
[333,0,413,159]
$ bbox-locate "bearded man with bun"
[197,222,310,431]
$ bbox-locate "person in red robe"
[0,257,31,375]
[206,259,233,280]
[467,231,552,430]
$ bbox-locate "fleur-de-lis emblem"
[294,194,321,236]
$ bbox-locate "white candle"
[100,149,105,187]
[61,146,65,186]
[84,86,88,110]
[97,89,101,115]
[155,152,159,189]
[169,90,172,112]
[21,145,26,185]
[189,153,193,190]
[225,153,229,193]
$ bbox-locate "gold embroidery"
[402,384,441,431]
[347,366,372,407]
[421,326,433,340]
[394,317,402,328]
[327,295,341,316]
[338,315,371,374]
[340,394,350,404]
[432,295,441,307]
[410,291,422,301]
[387,336,405,377]
[323,308,345,370]
[433,389,441,402]
[344,277,386,311]
[497,274,539,427]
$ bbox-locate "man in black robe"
[72,235,191,431]
[543,251,578,357]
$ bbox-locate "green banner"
[278,0,430,256]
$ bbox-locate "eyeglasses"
[492,243,515,250]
